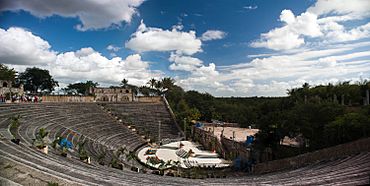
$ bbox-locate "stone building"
[0,80,24,97]
[89,87,134,102]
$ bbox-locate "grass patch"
[4,164,13,169]
[48,182,59,186]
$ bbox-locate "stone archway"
[121,96,129,102]
[102,95,109,101]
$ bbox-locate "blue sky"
[0,0,369,96]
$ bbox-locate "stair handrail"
[162,95,185,139]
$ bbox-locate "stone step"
[0,129,13,140]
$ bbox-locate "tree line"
[167,80,369,160]
[0,64,58,94]
[2,63,369,157]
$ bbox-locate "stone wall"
[41,95,164,103]
[137,96,162,103]
[42,95,94,102]
[193,126,226,158]
[0,80,24,96]
[90,87,133,102]
[253,137,370,174]
[221,137,250,160]
[202,122,239,127]
[192,126,251,161]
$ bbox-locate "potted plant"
[61,146,68,157]
[9,115,21,145]
[143,129,150,139]
[58,137,72,157]
[125,150,136,168]
[173,161,181,177]
[51,136,61,149]
[33,128,49,154]
[77,141,90,164]
[97,151,106,165]
[149,136,157,144]
[110,157,123,170]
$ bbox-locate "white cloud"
[251,10,322,50]
[168,53,203,71]
[172,24,184,31]
[0,27,160,87]
[316,57,338,67]
[177,62,230,94]
[307,0,370,20]
[52,49,157,85]
[243,6,258,10]
[0,27,56,65]
[0,0,144,31]
[178,40,370,96]
[200,30,227,41]
[251,0,370,51]
[324,22,370,42]
[195,63,219,77]
[106,45,121,52]
[125,20,202,55]
[280,9,295,24]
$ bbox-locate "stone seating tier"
[101,102,181,140]
[0,103,369,185]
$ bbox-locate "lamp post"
[158,121,161,143]
[183,118,187,140]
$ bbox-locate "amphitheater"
[0,100,369,185]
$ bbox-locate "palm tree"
[161,77,175,90]
[359,79,370,105]
[336,81,350,105]
[155,81,163,95]
[120,78,128,88]
[165,160,172,167]
[147,78,157,89]
[173,160,181,176]
[302,83,310,103]
[158,160,167,175]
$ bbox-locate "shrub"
[34,128,49,149]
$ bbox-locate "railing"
[162,95,185,138]
[253,137,370,174]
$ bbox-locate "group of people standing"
[0,94,42,103]
[0,94,6,103]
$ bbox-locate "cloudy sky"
[0,0,369,96]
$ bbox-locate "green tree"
[0,64,16,81]
[18,67,58,94]
[326,109,370,145]
[139,86,151,96]
[64,81,99,95]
